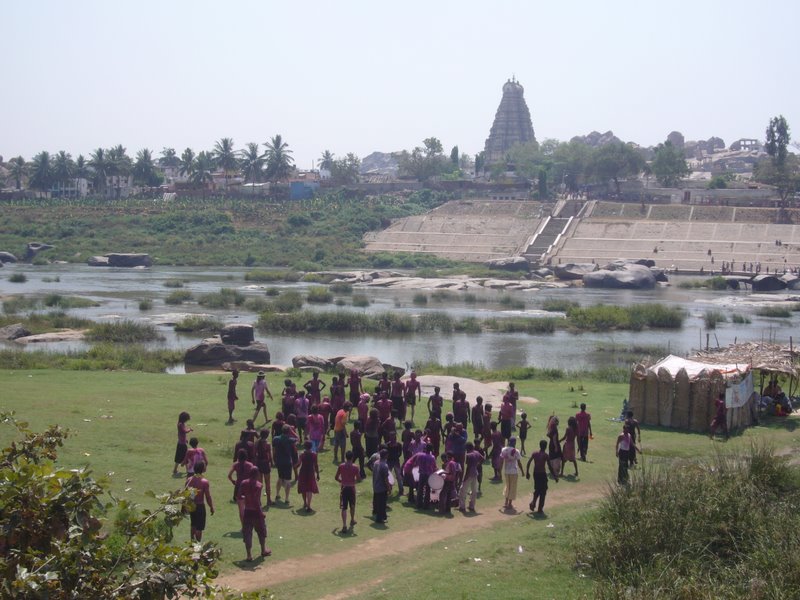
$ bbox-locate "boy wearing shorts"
[335,450,361,533]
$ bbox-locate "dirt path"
[217,483,605,594]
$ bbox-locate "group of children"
[172,369,601,560]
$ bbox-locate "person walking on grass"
[458,442,482,512]
[615,424,639,485]
[296,440,320,512]
[709,392,729,441]
[332,401,351,464]
[516,412,531,455]
[526,440,558,515]
[272,424,298,504]
[227,369,239,424]
[575,403,592,461]
[335,450,361,533]
[624,410,641,466]
[560,416,579,477]
[255,429,274,506]
[372,449,391,524]
[238,466,272,561]
[173,412,192,476]
[186,461,214,542]
[182,437,208,478]
[251,371,273,426]
[500,437,524,511]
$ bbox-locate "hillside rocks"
[220,324,254,346]
[292,354,404,379]
[554,263,597,280]
[184,333,270,367]
[583,263,657,290]
[485,256,530,271]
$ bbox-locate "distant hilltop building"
[484,77,536,166]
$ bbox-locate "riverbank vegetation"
[0,190,461,270]
[578,445,800,598]
[0,345,182,371]
[256,302,685,335]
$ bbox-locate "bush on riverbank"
[756,306,792,318]
[173,316,224,333]
[0,311,92,334]
[164,290,193,305]
[677,276,728,290]
[410,360,628,383]
[578,446,800,598]
[86,320,163,343]
[566,303,684,331]
[306,286,333,303]
[3,296,41,314]
[0,345,182,372]
[43,294,99,309]
[198,288,245,309]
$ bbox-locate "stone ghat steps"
[572,220,800,243]
[382,215,534,235]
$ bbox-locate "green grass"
[163,279,185,288]
[8,273,27,283]
[138,299,153,311]
[306,286,333,303]
[756,306,792,318]
[1,369,798,598]
[244,270,301,282]
[731,313,751,324]
[173,316,224,333]
[351,294,370,307]
[42,293,99,309]
[85,320,164,343]
[498,295,526,310]
[198,288,246,309]
[164,290,193,305]
[566,303,684,331]
[412,292,428,305]
[0,311,92,333]
[329,282,353,294]
[677,276,728,290]
[541,298,580,312]
[268,290,304,313]
[2,296,40,314]
[0,346,182,372]
[703,309,727,329]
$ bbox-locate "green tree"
[551,140,596,192]
[52,150,75,196]
[179,147,196,179]
[29,151,54,193]
[239,142,264,183]
[191,151,215,197]
[88,148,110,195]
[8,155,28,190]
[592,142,645,195]
[651,140,691,187]
[423,137,443,158]
[107,145,132,199]
[329,153,361,185]
[506,141,550,179]
[264,134,294,182]
[159,147,179,168]
[318,149,335,171]
[213,137,237,189]
[398,138,449,182]
[450,145,459,167]
[755,115,799,204]
[133,148,162,186]
[474,151,485,175]
[0,413,260,599]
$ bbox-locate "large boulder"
[88,256,110,267]
[24,242,54,262]
[0,323,31,341]
[583,264,656,290]
[292,355,335,370]
[485,256,530,272]
[334,355,391,379]
[220,324,254,346]
[0,252,18,263]
[554,263,597,280]
[222,361,286,373]
[751,274,787,292]
[107,253,153,268]
[184,336,270,367]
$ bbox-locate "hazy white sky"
[2,0,798,168]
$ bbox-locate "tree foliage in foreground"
[0,413,269,599]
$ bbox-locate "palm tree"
[179,147,195,179]
[212,137,237,189]
[74,155,88,197]
[8,156,27,190]
[190,151,215,198]
[107,145,132,199]
[264,134,294,182]
[52,151,75,197]
[29,151,54,194]
[318,150,334,171]
[133,149,159,186]
[159,147,179,168]
[239,142,264,183]
[89,148,110,195]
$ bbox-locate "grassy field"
[1,369,798,599]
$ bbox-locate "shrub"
[43,294,99,309]
[163,279,185,288]
[431,290,455,302]
[243,297,270,312]
[41,276,60,283]
[417,312,454,332]
[703,309,727,329]
[269,290,304,312]
[3,296,39,314]
[265,287,280,296]
[244,269,294,282]
[540,298,579,312]
[329,282,353,294]
[306,286,333,303]
[756,306,792,318]
[731,313,751,324]
[335,298,346,307]
[174,316,224,333]
[498,295,526,310]
[198,288,245,308]
[351,294,370,307]
[86,320,163,343]
[8,273,27,283]
[138,299,153,311]
[412,293,428,305]
[165,290,193,305]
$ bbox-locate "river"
[1,264,797,372]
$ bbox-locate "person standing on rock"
[226,369,239,424]
[251,371,273,426]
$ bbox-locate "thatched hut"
[629,342,800,433]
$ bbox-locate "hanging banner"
[726,372,754,409]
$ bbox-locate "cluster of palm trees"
[4,134,296,196]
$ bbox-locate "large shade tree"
[264,134,294,182]
[592,142,645,196]
[755,115,799,205]
[651,140,691,187]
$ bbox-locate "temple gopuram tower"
[483,77,536,166]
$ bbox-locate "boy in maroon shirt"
[238,466,272,560]
[335,450,362,533]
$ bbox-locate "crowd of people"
[174,368,604,562]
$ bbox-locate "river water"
[1,264,798,372]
